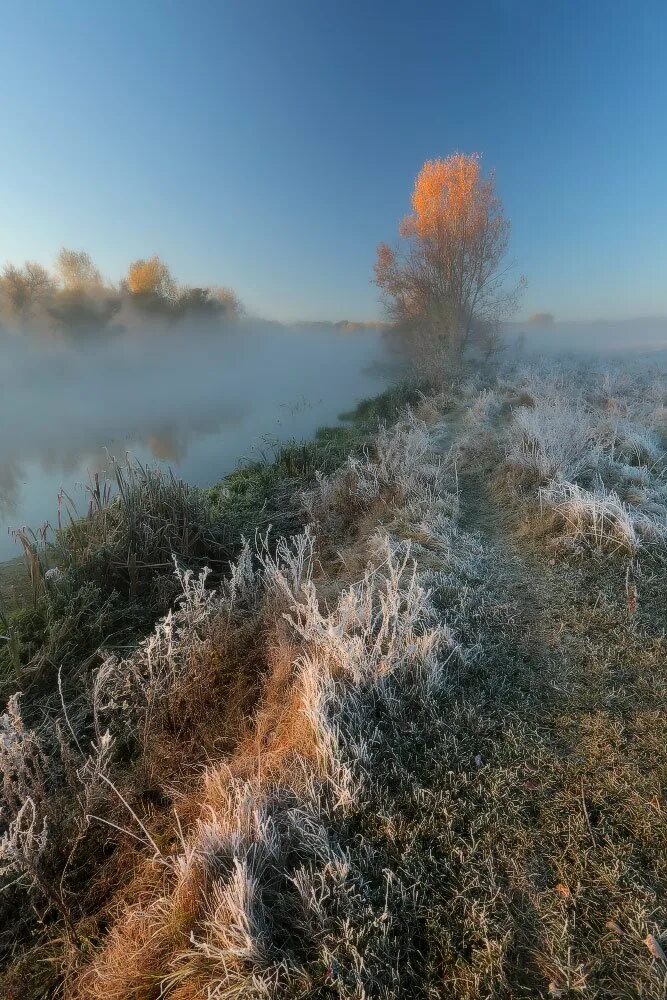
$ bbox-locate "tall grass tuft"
[53,460,229,600]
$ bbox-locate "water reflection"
[0,319,390,559]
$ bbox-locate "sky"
[0,0,665,323]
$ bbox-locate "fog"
[508,316,667,358]
[5,308,664,564]
[0,319,392,561]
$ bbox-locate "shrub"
[505,397,598,484]
[53,462,229,601]
[0,694,114,941]
[126,255,175,302]
[538,480,666,553]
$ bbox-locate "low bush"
[491,364,667,557]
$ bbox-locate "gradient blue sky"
[1,0,665,322]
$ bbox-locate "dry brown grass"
[60,416,459,997]
[3,368,667,999]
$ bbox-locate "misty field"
[0,357,665,998]
[1,154,666,998]
[2,0,666,989]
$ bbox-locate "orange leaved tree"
[375,153,521,364]
[126,255,176,304]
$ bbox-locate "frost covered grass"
[304,409,463,577]
[0,383,418,698]
[0,384,501,998]
[1,366,667,999]
[61,408,470,998]
[1,380,461,997]
[538,480,665,553]
[459,361,667,555]
[72,524,462,999]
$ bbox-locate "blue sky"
[0,0,664,322]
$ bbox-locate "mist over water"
[0,320,392,561]
[5,311,664,564]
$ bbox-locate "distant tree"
[47,293,121,336]
[0,247,241,333]
[126,256,176,303]
[175,287,220,316]
[0,262,53,319]
[49,249,120,335]
[23,262,54,297]
[172,285,242,321]
[55,249,102,291]
[212,286,242,319]
[0,265,30,318]
[528,312,555,326]
[375,153,522,364]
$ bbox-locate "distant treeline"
[0,250,241,336]
[292,319,387,332]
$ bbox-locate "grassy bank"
[0,378,428,997]
[0,380,424,700]
[1,362,666,999]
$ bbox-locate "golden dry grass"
[2,366,667,999]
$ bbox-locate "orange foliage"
[375,153,520,361]
[403,153,492,240]
[126,255,175,299]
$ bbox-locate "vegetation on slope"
[0,381,426,995]
[1,363,666,998]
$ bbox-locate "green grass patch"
[0,379,420,700]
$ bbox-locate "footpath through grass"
[431,444,667,997]
[1,365,666,998]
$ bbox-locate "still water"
[0,321,391,561]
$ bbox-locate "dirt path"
[428,421,667,997]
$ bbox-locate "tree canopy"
[375,153,521,362]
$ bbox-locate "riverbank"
[1,362,666,999]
